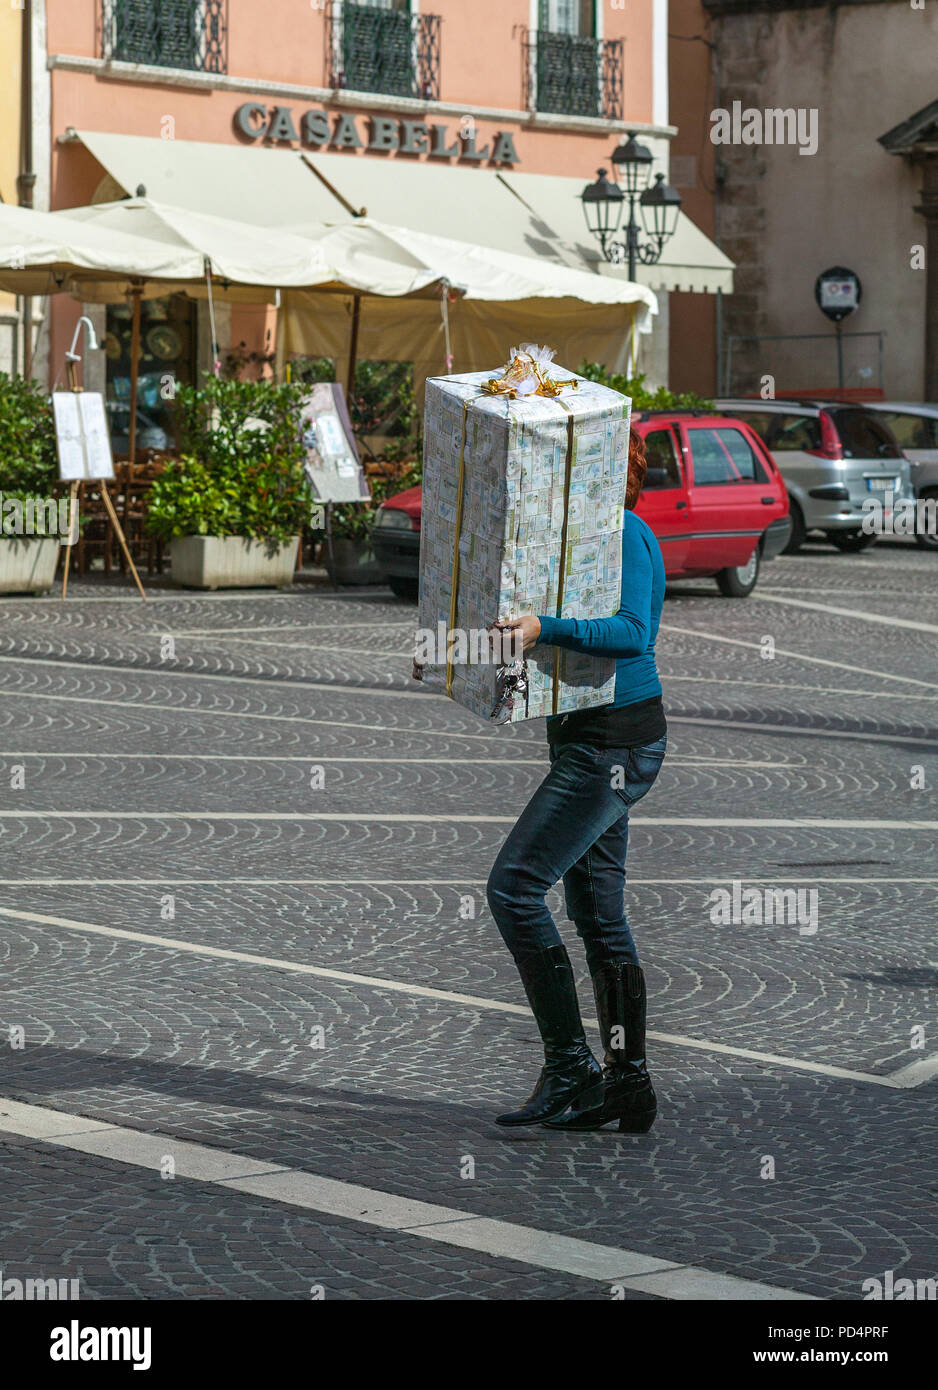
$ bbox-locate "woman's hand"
[492,615,542,656]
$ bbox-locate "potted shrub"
[322,462,423,586]
[0,373,64,595]
[146,375,311,589]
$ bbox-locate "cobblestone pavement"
[0,538,936,1300]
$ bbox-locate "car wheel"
[826,530,877,552]
[914,489,938,550]
[716,547,760,598]
[388,576,418,600]
[782,501,806,554]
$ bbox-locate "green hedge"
[577,361,714,413]
[146,375,312,547]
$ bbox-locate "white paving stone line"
[2,811,938,829]
[0,679,934,751]
[660,623,938,692]
[751,593,938,635]
[0,905,923,1089]
[4,875,938,885]
[0,1098,817,1301]
[0,751,805,768]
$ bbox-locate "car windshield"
[719,410,774,443]
[830,410,901,459]
[878,412,938,450]
[770,414,822,452]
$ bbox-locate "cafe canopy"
[55,198,336,301]
[1,196,659,445]
[278,218,658,395]
[0,200,203,296]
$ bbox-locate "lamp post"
[581,132,682,280]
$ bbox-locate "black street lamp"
[581,132,682,281]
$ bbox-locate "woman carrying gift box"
[488,428,667,1133]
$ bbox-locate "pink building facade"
[24,0,730,422]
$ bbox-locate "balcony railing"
[523,31,623,121]
[100,0,228,74]
[326,2,441,102]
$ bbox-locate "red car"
[371,411,791,600]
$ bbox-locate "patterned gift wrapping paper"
[417,367,631,722]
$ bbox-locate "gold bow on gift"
[482,344,579,400]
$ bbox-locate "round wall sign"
[815,266,862,322]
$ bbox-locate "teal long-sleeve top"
[537,509,665,710]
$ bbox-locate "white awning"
[500,169,735,295]
[70,130,343,226]
[301,152,587,268]
[68,129,729,297]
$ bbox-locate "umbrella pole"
[60,358,82,598]
[127,283,143,463]
[346,294,361,400]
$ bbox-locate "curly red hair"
[625,427,648,510]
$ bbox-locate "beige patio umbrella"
[53,198,347,458]
[280,217,658,395]
[0,200,204,295]
[52,199,461,456]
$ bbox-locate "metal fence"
[522,31,623,121]
[326,2,441,102]
[100,0,228,73]
[722,331,886,399]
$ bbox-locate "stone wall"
[705,0,932,398]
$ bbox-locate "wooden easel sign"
[52,390,146,601]
[52,392,115,483]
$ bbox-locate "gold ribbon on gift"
[445,388,578,712]
[482,346,579,400]
[552,400,576,716]
[446,397,474,697]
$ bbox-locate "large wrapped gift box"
[417,366,631,722]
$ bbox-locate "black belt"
[547,695,667,750]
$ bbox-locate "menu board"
[52,392,115,482]
[299,382,369,504]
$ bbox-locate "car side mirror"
[644,467,671,489]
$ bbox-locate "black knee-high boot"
[495,943,603,1127]
[543,961,657,1133]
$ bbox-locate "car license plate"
[866,477,897,490]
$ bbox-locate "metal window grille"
[101,0,228,74]
[326,2,441,102]
[523,31,623,120]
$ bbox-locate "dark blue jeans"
[487,736,667,972]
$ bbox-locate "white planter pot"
[0,538,60,594]
[169,535,299,590]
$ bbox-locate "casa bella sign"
[234,102,521,166]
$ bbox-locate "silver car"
[714,400,914,553]
[866,402,938,550]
